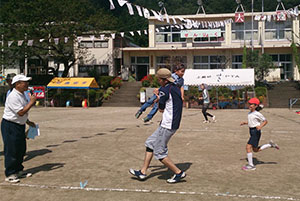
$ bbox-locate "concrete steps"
[268,81,300,108]
[102,81,141,107]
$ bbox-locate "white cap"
[12,74,32,84]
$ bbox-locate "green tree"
[0,0,118,77]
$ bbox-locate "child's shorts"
[145,126,177,160]
[247,127,261,148]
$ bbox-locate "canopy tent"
[47,77,99,89]
[183,69,255,109]
[183,69,254,87]
[46,77,99,107]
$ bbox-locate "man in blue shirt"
[129,68,185,183]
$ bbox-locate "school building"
[122,11,300,81]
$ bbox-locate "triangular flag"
[39,39,45,43]
[135,5,143,17]
[54,38,59,45]
[100,34,105,40]
[90,35,95,41]
[109,0,115,10]
[117,0,127,7]
[120,32,125,37]
[126,3,134,15]
[111,33,116,39]
[267,15,272,22]
[137,30,141,36]
[129,31,134,36]
[155,28,159,32]
[294,6,299,16]
[171,16,177,24]
[8,41,13,47]
[143,7,150,19]
[165,14,170,24]
[64,37,68,43]
[144,30,148,35]
[27,40,33,46]
[151,10,162,21]
[177,16,185,21]
[18,40,24,46]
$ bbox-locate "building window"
[156,56,187,69]
[194,27,225,43]
[194,55,226,69]
[232,21,258,41]
[270,54,292,80]
[79,65,109,75]
[79,41,109,48]
[265,20,292,40]
[155,25,186,43]
[232,55,243,69]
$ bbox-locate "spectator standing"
[1,75,36,183]
[199,83,216,123]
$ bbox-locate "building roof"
[47,77,99,89]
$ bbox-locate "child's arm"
[240,121,248,126]
[256,120,268,130]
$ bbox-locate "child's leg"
[202,106,208,121]
[246,144,254,166]
[141,150,153,175]
[140,95,157,112]
[160,156,181,174]
[146,102,158,120]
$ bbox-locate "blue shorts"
[247,128,261,148]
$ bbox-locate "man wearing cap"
[1,74,36,183]
[129,68,186,183]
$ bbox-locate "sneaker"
[17,171,32,178]
[203,120,209,123]
[143,117,151,123]
[212,116,217,122]
[269,140,280,150]
[135,111,142,119]
[167,171,186,183]
[5,174,20,183]
[242,165,256,171]
[129,169,147,180]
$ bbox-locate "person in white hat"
[1,74,36,183]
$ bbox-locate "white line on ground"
[0,183,298,200]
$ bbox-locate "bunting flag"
[27,40,33,46]
[117,0,127,7]
[144,30,148,35]
[155,28,159,32]
[171,16,177,24]
[143,7,150,19]
[100,34,105,40]
[109,0,115,10]
[129,31,134,36]
[126,3,134,15]
[54,38,59,45]
[64,37,68,43]
[111,33,116,39]
[120,32,124,37]
[165,14,170,24]
[8,41,13,47]
[137,30,141,36]
[39,39,45,42]
[135,5,143,17]
[89,35,95,41]
[18,40,24,46]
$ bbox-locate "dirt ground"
[0,106,299,201]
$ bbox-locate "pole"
[261,0,264,54]
[251,0,254,51]
[1,34,4,75]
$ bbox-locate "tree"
[245,50,275,82]
[0,0,118,77]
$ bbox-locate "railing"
[289,98,299,109]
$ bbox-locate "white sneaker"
[212,116,216,122]
[242,165,256,171]
[269,140,280,150]
[5,174,20,183]
[203,120,210,123]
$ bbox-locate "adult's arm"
[17,95,37,116]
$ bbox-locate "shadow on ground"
[24,149,52,162]
[130,162,192,182]
[25,163,65,176]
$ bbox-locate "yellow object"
[47,77,99,89]
[35,101,40,106]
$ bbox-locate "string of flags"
[254,5,299,22]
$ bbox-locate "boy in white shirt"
[240,98,279,171]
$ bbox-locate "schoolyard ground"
[0,107,299,201]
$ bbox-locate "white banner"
[183,69,255,86]
[181,29,221,38]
